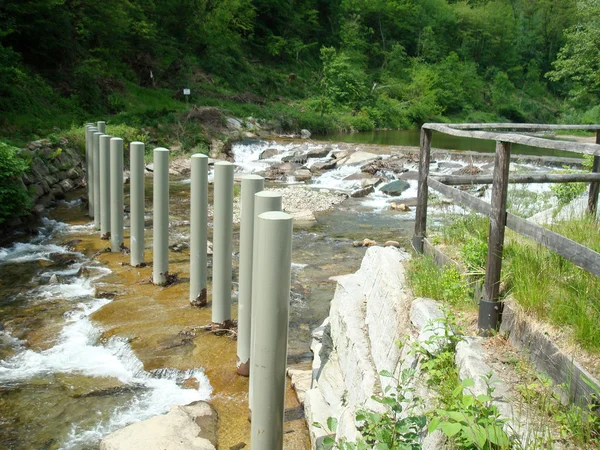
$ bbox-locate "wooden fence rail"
[414,123,600,333]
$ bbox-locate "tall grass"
[428,212,600,352]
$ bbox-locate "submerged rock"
[379,179,410,196]
[100,401,218,450]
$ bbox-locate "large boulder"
[100,401,218,450]
[304,247,413,446]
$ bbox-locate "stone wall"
[14,138,85,225]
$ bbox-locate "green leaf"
[476,394,491,403]
[379,369,393,377]
[428,416,441,432]
[439,421,462,437]
[327,417,338,433]
[461,378,475,388]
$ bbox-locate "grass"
[425,211,600,353]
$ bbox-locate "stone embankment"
[11,139,85,227]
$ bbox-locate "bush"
[0,141,30,224]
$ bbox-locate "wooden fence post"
[479,141,511,333]
[587,131,600,216]
[413,128,432,253]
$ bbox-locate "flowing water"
[0,136,556,449]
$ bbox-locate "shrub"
[0,141,30,224]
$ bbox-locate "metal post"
[110,138,124,252]
[190,153,209,307]
[237,175,265,376]
[97,121,106,133]
[250,211,293,450]
[249,191,282,411]
[93,132,102,230]
[99,135,111,239]
[85,123,93,202]
[153,148,170,286]
[413,128,432,253]
[587,131,600,217]
[212,161,234,329]
[479,141,511,333]
[86,125,97,218]
[130,142,146,267]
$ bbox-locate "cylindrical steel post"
[110,138,124,252]
[99,134,112,239]
[130,142,146,267]
[85,124,95,217]
[84,123,93,200]
[249,191,282,410]
[250,211,293,450]
[190,154,209,307]
[97,121,106,133]
[212,161,234,328]
[153,148,170,285]
[93,132,102,230]
[237,175,265,376]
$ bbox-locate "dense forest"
[0,0,599,141]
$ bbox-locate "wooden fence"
[412,123,600,332]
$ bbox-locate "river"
[0,135,558,449]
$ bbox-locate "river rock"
[380,179,410,196]
[292,169,312,182]
[259,148,278,160]
[288,368,312,404]
[384,240,400,248]
[307,146,331,159]
[362,238,376,247]
[337,151,380,167]
[59,179,75,191]
[331,149,349,160]
[99,401,218,450]
[361,157,405,175]
[226,117,242,130]
[30,183,45,199]
[390,202,410,212]
[350,186,374,198]
[56,374,135,398]
[301,129,312,139]
[277,161,300,173]
[310,160,336,173]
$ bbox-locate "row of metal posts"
[84,123,292,449]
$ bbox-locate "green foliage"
[0,141,30,224]
[319,369,426,450]
[435,212,600,352]
[408,256,471,305]
[429,376,512,449]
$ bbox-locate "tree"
[546,0,600,101]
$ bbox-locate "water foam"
[0,217,213,449]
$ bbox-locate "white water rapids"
[0,217,212,449]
